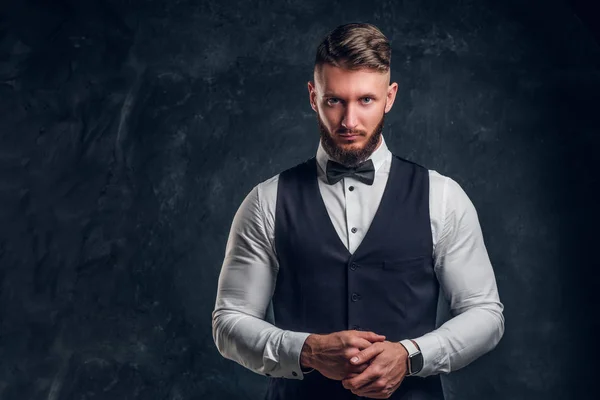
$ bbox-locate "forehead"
[314,64,389,96]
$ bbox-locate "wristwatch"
[399,339,423,376]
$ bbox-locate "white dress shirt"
[212,135,505,381]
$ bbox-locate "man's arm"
[212,183,311,379]
[408,176,505,377]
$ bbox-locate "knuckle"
[375,378,387,388]
[339,333,350,346]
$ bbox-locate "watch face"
[410,352,424,374]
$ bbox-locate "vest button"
[350,263,357,270]
[292,371,298,376]
[352,324,360,330]
[351,293,360,302]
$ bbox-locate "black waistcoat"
[265,155,444,400]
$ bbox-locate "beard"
[317,110,385,168]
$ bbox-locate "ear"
[384,82,399,113]
[307,81,317,112]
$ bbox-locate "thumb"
[349,343,384,365]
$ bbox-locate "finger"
[357,381,400,399]
[350,343,384,365]
[343,371,360,380]
[349,378,389,398]
[347,362,370,377]
[354,331,386,343]
[352,338,375,350]
[353,369,404,398]
[342,365,380,391]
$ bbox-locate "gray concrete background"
[0,0,599,398]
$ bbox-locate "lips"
[337,134,361,141]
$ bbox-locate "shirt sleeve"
[212,183,312,379]
[410,177,505,377]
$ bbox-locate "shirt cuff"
[277,331,312,380]
[410,333,446,377]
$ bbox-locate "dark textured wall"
[1,0,599,399]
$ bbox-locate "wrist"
[300,334,318,369]
[399,339,423,376]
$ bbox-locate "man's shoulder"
[426,169,476,219]
[253,157,315,221]
[389,152,450,190]
[428,169,450,191]
[427,169,468,195]
[256,172,280,196]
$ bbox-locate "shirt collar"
[316,134,390,176]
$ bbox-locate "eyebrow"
[323,92,379,98]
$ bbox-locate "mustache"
[336,129,366,135]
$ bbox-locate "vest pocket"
[382,255,427,273]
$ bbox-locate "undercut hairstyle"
[314,22,391,73]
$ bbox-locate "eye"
[326,98,340,106]
[362,97,373,104]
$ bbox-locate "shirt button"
[351,293,360,302]
[349,186,354,191]
[351,227,357,233]
[292,371,298,376]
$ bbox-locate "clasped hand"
[342,338,409,399]
[302,330,410,399]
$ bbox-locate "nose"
[341,104,358,131]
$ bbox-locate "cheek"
[319,108,341,128]
[365,110,384,128]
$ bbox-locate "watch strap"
[399,339,419,355]
[399,339,421,376]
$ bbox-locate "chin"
[335,141,366,153]
[338,141,364,150]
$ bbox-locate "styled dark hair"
[314,22,391,72]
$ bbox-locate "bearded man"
[213,22,505,400]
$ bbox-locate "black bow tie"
[326,159,375,185]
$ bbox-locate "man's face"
[308,63,398,167]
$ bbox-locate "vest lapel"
[308,156,398,258]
